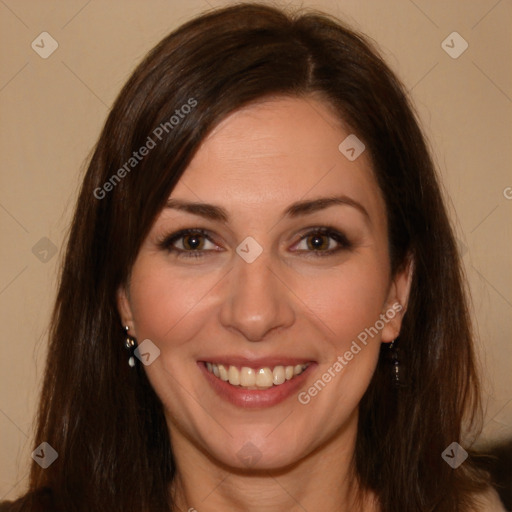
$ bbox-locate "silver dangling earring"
[387,338,403,388]
[124,326,138,367]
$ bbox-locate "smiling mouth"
[205,362,310,390]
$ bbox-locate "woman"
[1,3,505,511]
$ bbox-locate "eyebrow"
[165,195,370,223]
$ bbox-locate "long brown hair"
[17,3,489,510]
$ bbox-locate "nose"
[219,249,295,342]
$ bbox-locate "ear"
[117,284,136,335]
[380,255,414,343]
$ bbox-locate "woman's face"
[118,96,410,471]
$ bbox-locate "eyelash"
[157,227,352,259]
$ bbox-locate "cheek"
[296,259,390,351]
[295,263,388,414]
[128,258,220,346]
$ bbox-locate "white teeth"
[228,365,240,386]
[218,364,229,381]
[206,362,309,389]
[273,365,286,385]
[256,367,273,389]
[240,367,256,387]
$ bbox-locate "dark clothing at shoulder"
[0,498,24,512]
[0,488,54,512]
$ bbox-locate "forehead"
[169,96,384,223]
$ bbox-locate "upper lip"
[199,356,315,368]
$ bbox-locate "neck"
[168,415,378,512]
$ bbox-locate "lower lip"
[198,362,316,409]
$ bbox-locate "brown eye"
[306,234,331,251]
[182,233,205,250]
[293,228,351,257]
[158,228,219,258]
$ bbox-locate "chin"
[204,429,313,473]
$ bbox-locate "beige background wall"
[0,0,510,500]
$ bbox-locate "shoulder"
[0,500,22,512]
[0,498,25,512]
[471,487,507,512]
[0,488,54,512]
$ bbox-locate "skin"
[118,96,412,511]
